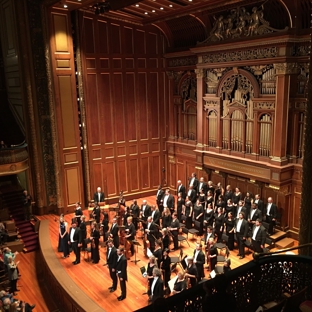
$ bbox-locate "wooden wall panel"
[99,73,113,143]
[111,24,121,54]
[125,73,136,141]
[151,155,160,187]
[98,21,108,54]
[138,72,148,140]
[83,17,95,54]
[112,73,125,142]
[105,161,117,196]
[150,72,159,139]
[81,13,168,202]
[129,159,139,191]
[117,160,127,192]
[93,163,102,191]
[49,9,84,210]
[141,157,150,189]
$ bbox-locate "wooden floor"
[14,195,298,312]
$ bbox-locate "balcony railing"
[135,246,312,312]
[0,142,29,175]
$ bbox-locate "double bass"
[139,218,150,257]
[117,191,126,226]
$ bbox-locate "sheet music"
[210,270,216,279]
[147,248,153,258]
[168,275,178,292]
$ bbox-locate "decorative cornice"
[274,63,300,75]
[202,47,278,63]
[253,101,275,110]
[167,56,197,68]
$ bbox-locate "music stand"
[131,240,141,265]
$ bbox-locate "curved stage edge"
[39,220,106,312]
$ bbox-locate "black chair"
[221,233,229,244]
[188,221,200,239]
[171,248,183,265]
[178,227,190,247]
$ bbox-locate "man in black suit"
[151,205,161,226]
[204,226,215,247]
[68,221,82,265]
[248,203,262,231]
[163,189,175,214]
[235,212,248,259]
[109,217,119,248]
[264,197,278,235]
[93,187,105,203]
[106,239,118,292]
[177,180,186,199]
[92,204,101,223]
[168,213,180,251]
[198,177,208,196]
[145,216,157,252]
[156,185,164,209]
[193,243,205,281]
[254,194,264,214]
[189,172,199,194]
[235,200,247,220]
[148,267,164,303]
[140,200,151,224]
[116,247,127,301]
[187,186,197,205]
[130,199,140,230]
[251,219,266,253]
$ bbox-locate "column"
[195,68,205,149]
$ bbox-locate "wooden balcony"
[0,142,29,175]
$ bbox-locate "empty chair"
[178,227,190,247]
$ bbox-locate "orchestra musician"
[184,257,198,287]
[153,239,163,268]
[189,172,199,194]
[74,202,82,227]
[168,213,179,251]
[93,187,105,204]
[118,192,126,208]
[141,200,151,229]
[79,215,87,250]
[148,268,164,304]
[177,180,186,200]
[161,208,172,229]
[130,199,140,230]
[145,216,157,252]
[193,243,205,282]
[176,192,185,222]
[116,247,127,301]
[156,185,164,210]
[163,189,175,214]
[123,207,132,227]
[146,255,158,291]
[106,239,118,292]
[161,228,170,251]
[207,237,218,271]
[184,197,193,229]
[90,221,100,264]
[235,212,249,259]
[68,221,82,265]
[109,217,119,248]
[160,248,171,290]
[198,177,208,197]
[151,205,161,227]
[172,272,187,294]
[125,216,136,256]
[100,212,109,242]
[92,203,101,223]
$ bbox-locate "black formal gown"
[214,213,225,242]
[225,217,235,250]
[59,222,69,257]
[161,256,171,288]
[176,198,185,222]
[193,204,204,235]
[91,229,100,263]
[162,214,172,229]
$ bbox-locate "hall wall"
[80,12,169,202]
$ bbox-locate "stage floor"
[37,196,297,312]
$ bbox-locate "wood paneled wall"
[80,13,168,201]
[49,9,84,212]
